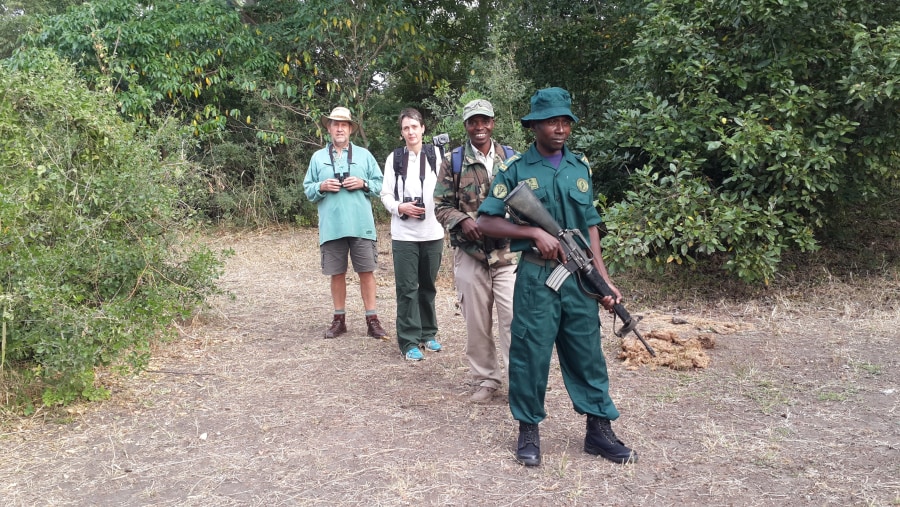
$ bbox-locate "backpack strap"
[392,147,407,201]
[450,146,464,207]
[423,144,438,175]
[449,144,511,205]
[451,146,463,175]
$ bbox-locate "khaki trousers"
[453,248,516,389]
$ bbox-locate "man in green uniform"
[476,87,637,466]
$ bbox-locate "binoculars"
[400,196,426,220]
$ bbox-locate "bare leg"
[358,271,377,311]
[330,273,347,310]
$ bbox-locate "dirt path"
[2,228,898,506]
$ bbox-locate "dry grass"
[1,224,899,507]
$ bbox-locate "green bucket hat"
[520,87,579,127]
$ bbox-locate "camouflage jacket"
[433,140,518,267]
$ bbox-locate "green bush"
[0,50,225,406]
[581,0,900,283]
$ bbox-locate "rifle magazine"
[545,264,571,292]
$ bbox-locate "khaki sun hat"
[320,106,358,133]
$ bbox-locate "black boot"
[516,422,541,466]
[584,415,637,464]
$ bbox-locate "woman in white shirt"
[380,108,446,361]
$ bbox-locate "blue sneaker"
[424,339,442,352]
[405,348,424,361]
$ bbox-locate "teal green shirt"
[477,143,600,253]
[303,143,384,245]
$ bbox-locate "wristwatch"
[362,181,370,193]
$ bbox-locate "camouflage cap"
[462,99,495,122]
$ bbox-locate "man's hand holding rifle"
[504,181,656,356]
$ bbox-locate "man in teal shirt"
[477,88,637,466]
[303,107,387,339]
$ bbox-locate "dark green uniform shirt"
[477,143,600,244]
[478,143,620,424]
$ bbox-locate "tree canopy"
[581,0,900,282]
[4,0,900,283]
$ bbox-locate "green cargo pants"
[508,257,620,424]
[392,238,443,354]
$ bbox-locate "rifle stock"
[504,182,657,356]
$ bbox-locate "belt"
[521,251,560,268]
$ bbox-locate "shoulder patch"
[572,151,592,176]
[497,153,520,172]
[492,183,509,199]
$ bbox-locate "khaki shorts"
[321,237,378,275]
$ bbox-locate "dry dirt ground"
[2,226,899,506]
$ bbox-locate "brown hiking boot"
[469,386,497,404]
[366,314,387,339]
[324,314,346,339]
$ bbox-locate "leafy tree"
[20,0,444,225]
[581,0,900,283]
[0,0,86,58]
[505,0,643,120]
[0,50,224,405]
[386,0,494,99]
[246,0,436,145]
[424,28,533,152]
[19,0,268,133]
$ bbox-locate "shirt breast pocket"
[457,172,484,202]
[567,187,593,209]
[530,186,551,205]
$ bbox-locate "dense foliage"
[0,52,224,406]
[1,0,898,407]
[581,0,900,282]
[507,0,642,121]
[17,0,450,225]
[5,0,898,280]
[0,0,86,58]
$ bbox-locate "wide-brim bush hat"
[462,99,495,122]
[520,87,580,127]
[320,106,358,133]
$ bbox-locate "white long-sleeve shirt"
[380,149,446,242]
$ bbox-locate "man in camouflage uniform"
[434,99,518,403]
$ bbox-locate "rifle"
[504,181,656,356]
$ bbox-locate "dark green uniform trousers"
[508,258,620,424]
[392,239,443,354]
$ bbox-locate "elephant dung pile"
[617,312,753,370]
